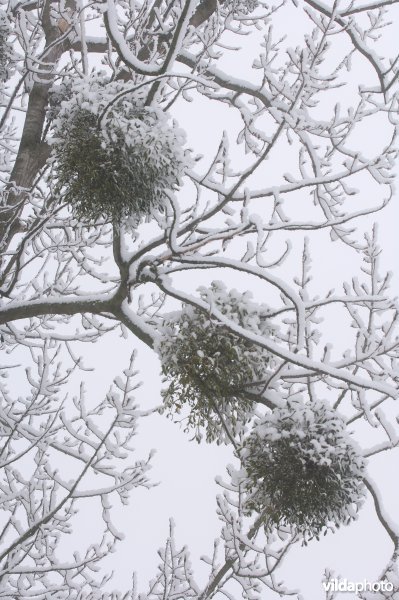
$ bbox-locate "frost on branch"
[0,347,153,598]
[156,281,278,444]
[50,75,191,224]
[139,519,199,600]
[241,396,366,542]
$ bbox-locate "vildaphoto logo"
[323,578,394,593]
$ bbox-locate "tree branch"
[155,276,398,398]
[364,475,399,549]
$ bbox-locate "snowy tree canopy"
[0,0,399,598]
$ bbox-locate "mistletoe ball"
[0,10,13,83]
[222,0,259,15]
[157,281,278,443]
[242,397,366,540]
[50,76,191,223]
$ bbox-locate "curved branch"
[167,254,306,349]
[364,475,399,548]
[104,0,197,76]
[340,0,399,15]
[112,303,158,349]
[156,276,398,398]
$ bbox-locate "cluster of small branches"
[0,345,153,598]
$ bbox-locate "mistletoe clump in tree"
[241,397,366,541]
[0,10,13,83]
[223,0,259,15]
[157,281,278,443]
[50,76,190,224]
